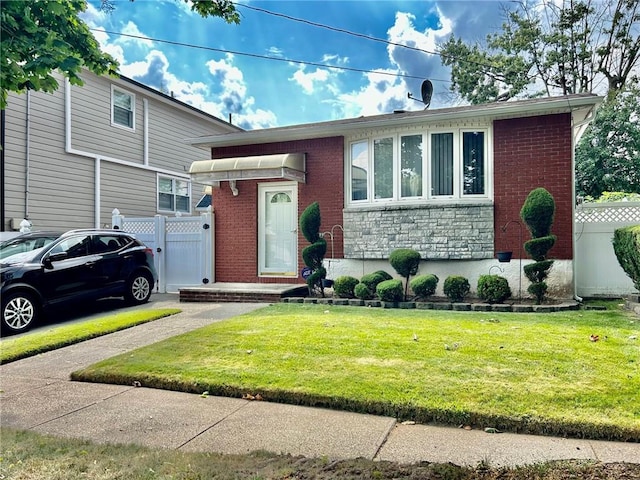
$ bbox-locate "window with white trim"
[111,86,135,130]
[158,176,191,213]
[349,128,488,205]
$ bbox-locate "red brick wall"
[493,113,573,259]
[210,137,344,283]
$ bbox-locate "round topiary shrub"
[477,274,512,304]
[372,270,393,281]
[520,187,556,238]
[410,274,439,299]
[524,236,556,261]
[332,275,359,298]
[354,282,372,300]
[443,275,470,303]
[376,279,404,302]
[360,272,389,292]
[389,248,421,300]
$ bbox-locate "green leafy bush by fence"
[613,225,640,291]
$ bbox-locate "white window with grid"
[348,127,490,206]
[158,175,191,214]
[111,86,135,130]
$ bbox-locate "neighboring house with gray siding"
[1,70,240,232]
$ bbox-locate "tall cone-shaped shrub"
[300,202,327,296]
[520,188,556,304]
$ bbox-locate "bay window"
[348,128,488,204]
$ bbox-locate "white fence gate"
[112,209,214,293]
[575,202,640,297]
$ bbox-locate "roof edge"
[187,94,602,149]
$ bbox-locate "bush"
[477,275,512,304]
[520,187,556,304]
[376,279,404,302]
[613,225,640,291]
[443,275,470,303]
[332,276,360,298]
[520,187,556,238]
[389,248,421,300]
[528,282,548,301]
[372,270,393,281]
[360,272,389,292]
[410,274,439,299]
[523,260,554,283]
[299,202,327,295]
[354,282,372,300]
[524,235,556,261]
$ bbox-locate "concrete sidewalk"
[1,295,638,468]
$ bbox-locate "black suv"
[1,230,157,333]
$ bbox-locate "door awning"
[189,153,306,183]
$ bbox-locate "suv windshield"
[0,235,59,261]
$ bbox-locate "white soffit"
[189,153,306,183]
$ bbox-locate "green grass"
[72,303,640,441]
[2,427,638,480]
[0,309,180,364]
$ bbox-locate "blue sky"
[82,0,506,130]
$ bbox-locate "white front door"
[258,182,298,277]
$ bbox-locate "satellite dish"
[407,79,433,109]
[421,80,433,108]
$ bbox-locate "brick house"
[188,94,602,299]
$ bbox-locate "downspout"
[25,90,31,220]
[65,80,101,228]
[1,109,5,231]
[143,98,149,166]
[571,106,598,303]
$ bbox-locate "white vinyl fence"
[112,208,214,293]
[575,202,640,297]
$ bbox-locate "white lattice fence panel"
[575,202,640,297]
[576,202,640,223]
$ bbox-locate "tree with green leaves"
[439,0,640,103]
[0,0,239,109]
[576,79,640,198]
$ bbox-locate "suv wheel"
[2,292,39,333]
[125,272,153,305]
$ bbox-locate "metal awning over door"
[189,153,306,183]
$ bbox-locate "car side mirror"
[44,252,67,268]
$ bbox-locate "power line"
[93,29,444,82]
[233,1,495,71]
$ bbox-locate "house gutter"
[571,104,600,303]
[64,80,189,227]
[187,95,603,149]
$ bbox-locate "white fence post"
[111,208,124,229]
[200,207,214,284]
[155,215,166,293]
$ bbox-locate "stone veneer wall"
[343,203,494,260]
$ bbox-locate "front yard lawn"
[72,303,640,441]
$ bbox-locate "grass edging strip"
[0,308,181,364]
[70,369,640,442]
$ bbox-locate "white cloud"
[290,67,331,94]
[333,8,456,118]
[116,21,154,48]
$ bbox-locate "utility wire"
[233,1,497,71]
[94,29,440,82]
